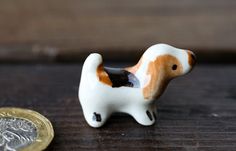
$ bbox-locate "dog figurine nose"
[188,51,196,67]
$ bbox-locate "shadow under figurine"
[79,43,196,128]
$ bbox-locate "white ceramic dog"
[79,44,196,128]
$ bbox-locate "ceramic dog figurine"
[79,43,196,128]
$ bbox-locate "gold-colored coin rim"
[0,107,54,151]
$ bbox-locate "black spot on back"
[104,67,140,88]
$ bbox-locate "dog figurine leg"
[82,105,111,128]
[128,104,157,126]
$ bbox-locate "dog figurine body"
[79,44,196,128]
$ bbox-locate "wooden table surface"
[0,64,236,151]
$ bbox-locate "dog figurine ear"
[142,59,163,100]
[78,44,196,128]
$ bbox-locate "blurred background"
[0,0,235,63]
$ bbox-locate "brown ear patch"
[96,64,113,86]
[143,55,183,100]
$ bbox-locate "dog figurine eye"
[172,64,177,70]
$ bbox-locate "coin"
[0,107,54,151]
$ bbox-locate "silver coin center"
[0,117,37,151]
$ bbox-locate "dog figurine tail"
[80,53,103,87]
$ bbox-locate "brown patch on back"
[143,55,183,100]
[96,64,113,86]
[125,57,143,74]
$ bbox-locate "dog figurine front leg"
[128,103,157,126]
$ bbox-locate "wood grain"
[0,0,236,62]
[0,64,236,150]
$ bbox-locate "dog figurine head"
[126,43,196,100]
[79,43,196,127]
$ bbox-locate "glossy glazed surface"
[79,44,196,128]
